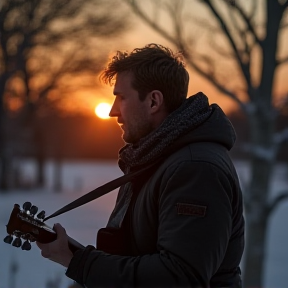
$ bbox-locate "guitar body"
[4,203,84,252]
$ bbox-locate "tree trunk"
[243,215,268,287]
[242,110,275,287]
[53,158,62,192]
[34,122,46,188]
[242,157,272,287]
[0,75,10,191]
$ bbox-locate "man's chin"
[122,132,130,143]
[122,133,138,144]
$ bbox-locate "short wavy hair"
[100,43,189,113]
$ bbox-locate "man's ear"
[149,90,164,114]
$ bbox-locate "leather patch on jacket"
[176,203,207,217]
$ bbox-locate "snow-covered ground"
[0,160,287,288]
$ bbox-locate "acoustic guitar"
[4,202,84,253]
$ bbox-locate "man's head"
[101,43,189,113]
[100,44,189,143]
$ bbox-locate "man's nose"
[109,99,120,117]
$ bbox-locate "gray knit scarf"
[118,92,212,173]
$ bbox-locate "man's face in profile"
[109,72,153,144]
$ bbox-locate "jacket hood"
[175,103,236,151]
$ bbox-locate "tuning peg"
[21,240,31,251]
[23,202,32,212]
[36,210,46,220]
[30,205,38,216]
[12,237,22,248]
[4,235,13,244]
[13,231,21,238]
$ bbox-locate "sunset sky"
[74,28,239,117]
[61,1,288,119]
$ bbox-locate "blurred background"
[0,0,288,287]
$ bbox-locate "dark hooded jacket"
[66,96,245,288]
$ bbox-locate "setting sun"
[95,103,112,119]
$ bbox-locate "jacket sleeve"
[66,161,234,287]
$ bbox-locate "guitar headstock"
[3,202,56,250]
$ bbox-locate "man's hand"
[36,223,73,268]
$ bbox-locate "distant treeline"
[7,110,288,161]
[8,112,124,160]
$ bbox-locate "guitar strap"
[43,161,159,222]
[43,137,189,222]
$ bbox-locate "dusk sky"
[57,1,288,118]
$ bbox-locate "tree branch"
[276,55,288,66]
[266,191,288,215]
[241,127,288,161]
[199,0,252,91]
[241,143,277,162]
[125,0,250,110]
[125,0,179,46]
[273,128,288,145]
[185,55,249,110]
[230,0,261,45]
[280,22,288,29]
[165,0,185,41]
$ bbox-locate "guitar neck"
[67,236,85,253]
[33,222,85,252]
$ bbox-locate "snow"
[0,160,288,288]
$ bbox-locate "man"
[37,43,245,287]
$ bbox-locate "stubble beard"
[122,121,153,144]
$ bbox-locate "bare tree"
[124,0,288,286]
[0,0,129,190]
